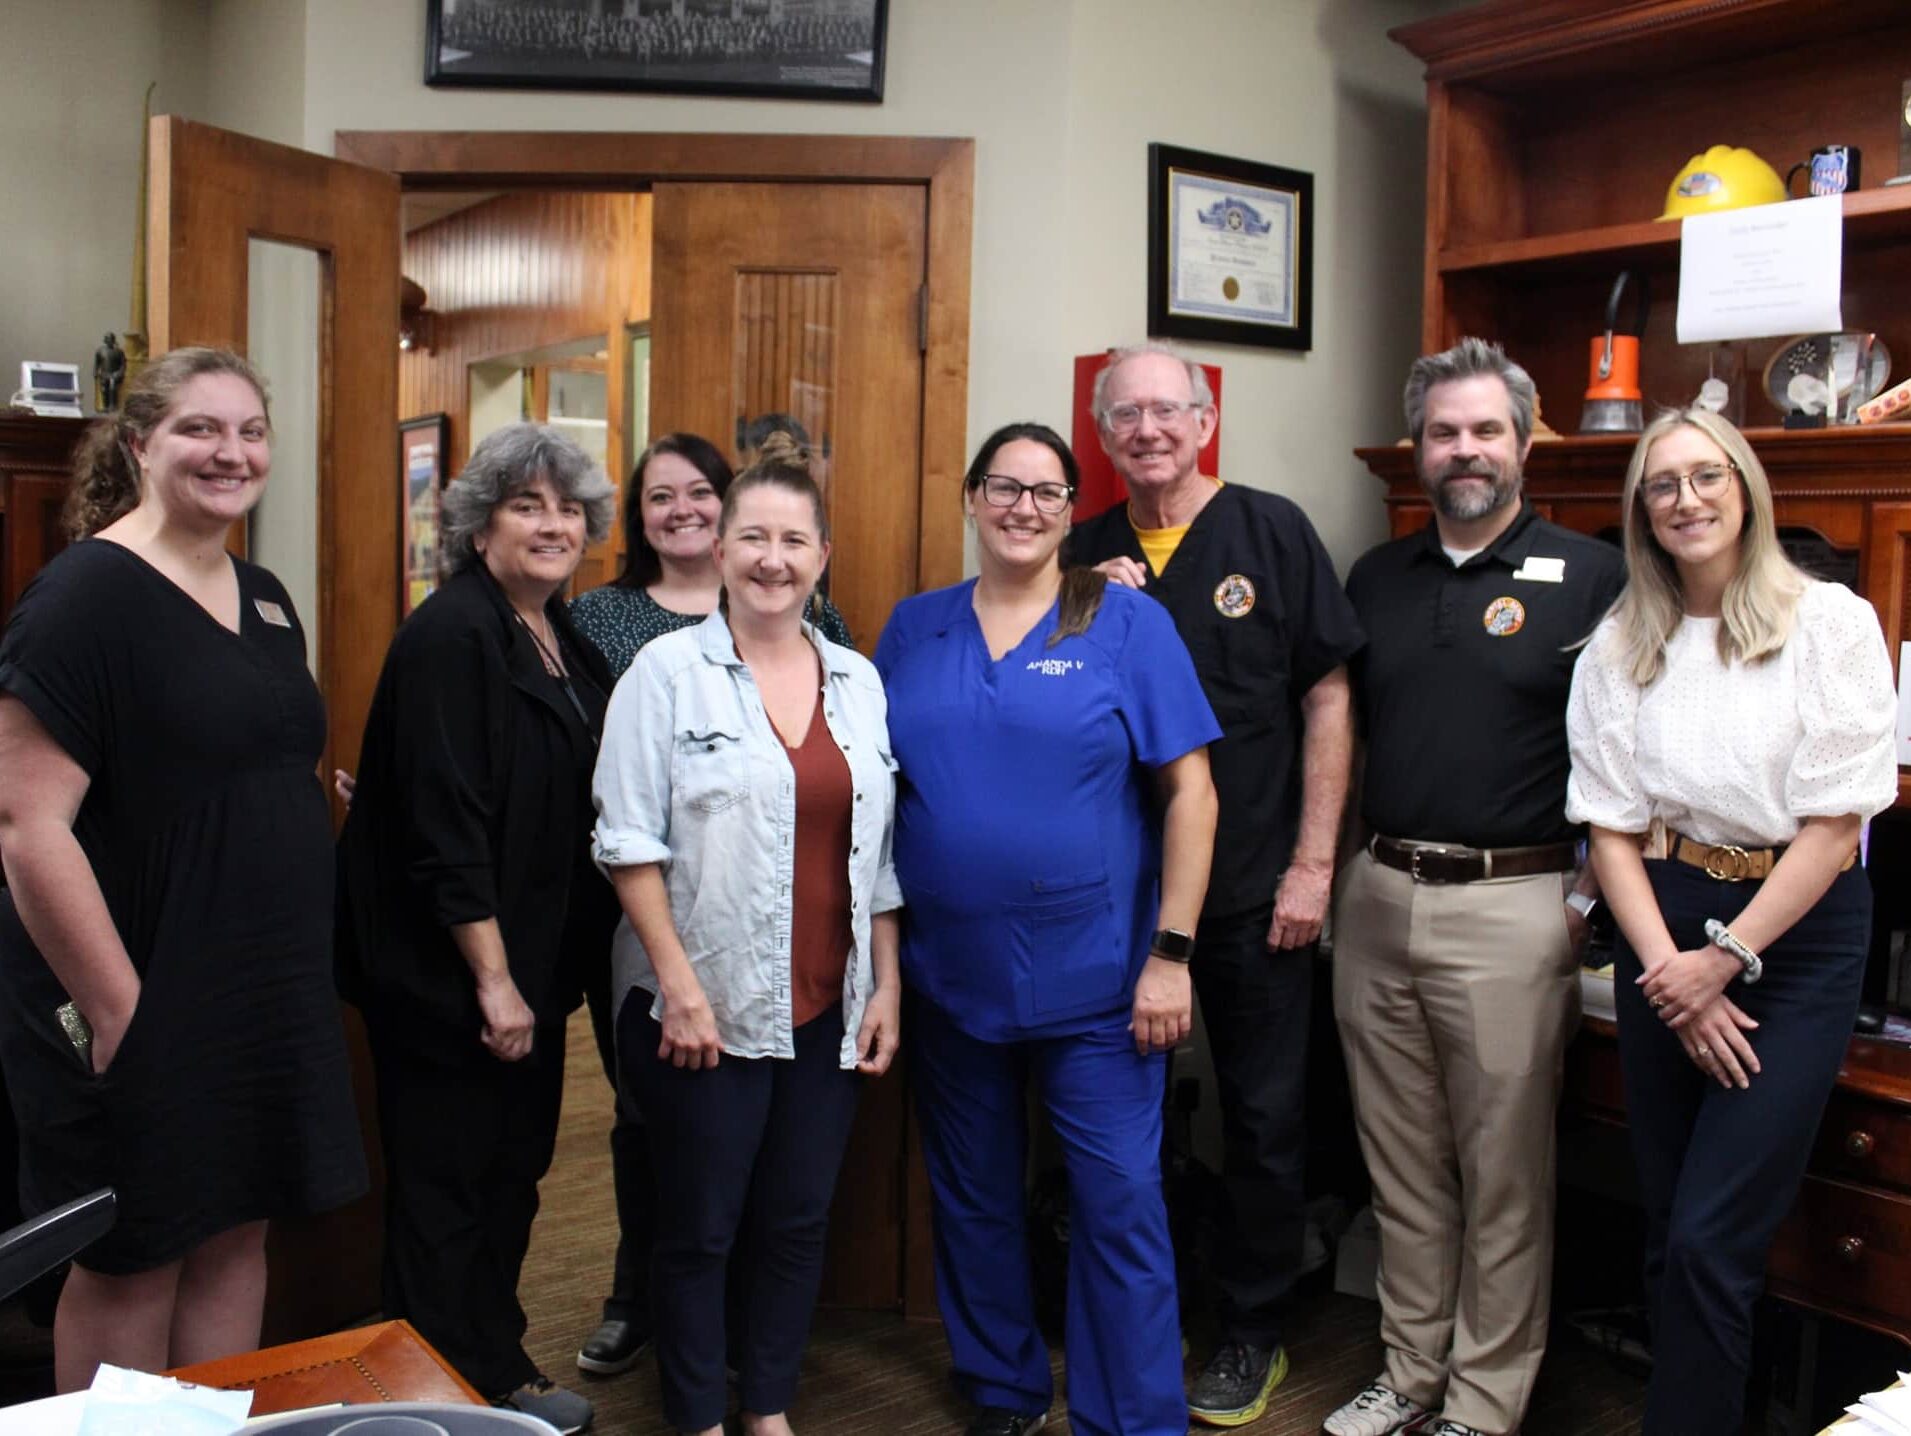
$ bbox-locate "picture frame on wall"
[399,414,449,618]
[425,0,889,103]
[1148,143,1314,353]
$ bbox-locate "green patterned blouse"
[569,584,855,680]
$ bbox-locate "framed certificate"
[1148,143,1314,352]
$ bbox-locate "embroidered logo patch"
[1025,658,1083,676]
[1213,574,1256,618]
[1483,596,1526,636]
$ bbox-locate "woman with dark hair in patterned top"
[566,431,849,1379]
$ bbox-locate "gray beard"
[1426,468,1520,522]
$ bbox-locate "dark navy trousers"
[1614,859,1869,1436]
[910,995,1186,1436]
[622,1000,861,1430]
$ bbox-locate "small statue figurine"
[94,333,127,413]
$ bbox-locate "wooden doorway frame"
[334,131,973,595]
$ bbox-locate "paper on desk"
[76,1365,252,1434]
[1845,1374,1911,1436]
[1675,194,1843,344]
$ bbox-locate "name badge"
[254,599,291,627]
[1511,556,1565,584]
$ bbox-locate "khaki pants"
[1331,848,1579,1435]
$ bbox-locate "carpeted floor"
[520,1018,1649,1435]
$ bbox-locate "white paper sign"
[1898,642,1911,766]
[1675,195,1843,344]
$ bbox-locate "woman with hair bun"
[0,346,367,1389]
[593,433,901,1436]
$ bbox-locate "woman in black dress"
[336,423,617,1436]
[0,347,367,1390]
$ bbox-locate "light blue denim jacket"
[591,610,903,1067]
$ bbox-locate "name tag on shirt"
[1511,556,1565,584]
[254,598,291,627]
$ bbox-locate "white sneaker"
[1321,1381,1426,1436]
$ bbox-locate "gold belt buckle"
[1702,843,1752,881]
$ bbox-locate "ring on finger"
[1695,1044,1712,1059]
[1650,997,1666,1010]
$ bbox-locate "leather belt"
[1669,832,1855,882]
[1370,835,1578,884]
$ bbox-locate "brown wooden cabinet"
[0,412,85,628]
[1372,0,1911,1348]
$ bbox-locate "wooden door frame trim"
[335,130,973,593]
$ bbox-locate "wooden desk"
[166,1320,483,1416]
[1568,1017,1911,1348]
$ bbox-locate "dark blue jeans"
[1614,859,1869,1436]
[621,1000,861,1430]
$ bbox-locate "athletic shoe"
[1413,1421,1487,1436]
[1188,1341,1289,1426]
[576,1317,650,1376]
[965,1409,1047,1436]
[1320,1380,1427,1436]
[495,1375,593,1433]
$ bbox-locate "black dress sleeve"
[387,620,507,927]
[0,548,121,777]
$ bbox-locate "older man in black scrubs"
[1069,342,1364,1428]
[1321,338,1625,1436]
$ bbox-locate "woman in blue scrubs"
[875,422,1220,1436]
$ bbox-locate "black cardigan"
[336,565,618,1058]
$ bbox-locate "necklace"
[514,608,566,677]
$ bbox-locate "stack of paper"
[1842,1374,1911,1434]
[1580,963,1616,1021]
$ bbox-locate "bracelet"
[1704,918,1764,985]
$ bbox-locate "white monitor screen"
[26,365,78,395]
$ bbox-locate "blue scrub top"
[874,579,1221,1042]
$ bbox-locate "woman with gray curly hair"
[337,423,617,1435]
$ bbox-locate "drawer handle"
[1838,1235,1865,1265]
[1847,1130,1877,1160]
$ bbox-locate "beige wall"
[296,0,1446,565]
[8,0,1456,565]
[0,0,208,407]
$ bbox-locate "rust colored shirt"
[780,686,854,1028]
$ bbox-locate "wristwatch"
[1565,891,1600,924]
[1149,928,1195,963]
[1703,918,1764,985]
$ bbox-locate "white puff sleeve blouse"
[1565,581,1898,848]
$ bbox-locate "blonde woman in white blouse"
[1565,406,1896,1435]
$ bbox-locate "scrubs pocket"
[675,727,750,814]
[1010,874,1125,1019]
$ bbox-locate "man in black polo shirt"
[1323,338,1623,1436]
[1069,343,1365,1428]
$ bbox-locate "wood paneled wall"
[399,191,651,588]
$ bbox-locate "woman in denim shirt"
[591,434,902,1436]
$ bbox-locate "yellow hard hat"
[1657,145,1787,220]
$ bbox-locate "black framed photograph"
[425,0,889,103]
[1148,143,1314,353]
[399,414,449,618]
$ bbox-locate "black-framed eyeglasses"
[1640,461,1739,510]
[975,474,1076,515]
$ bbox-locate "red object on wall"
[1069,352,1223,521]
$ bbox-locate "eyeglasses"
[976,474,1075,515]
[1640,462,1739,510]
[1101,399,1205,433]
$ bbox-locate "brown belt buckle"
[1408,845,1449,882]
[1702,843,1753,882]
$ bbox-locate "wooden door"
[148,114,398,1341]
[650,181,926,655]
[652,181,927,1312]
